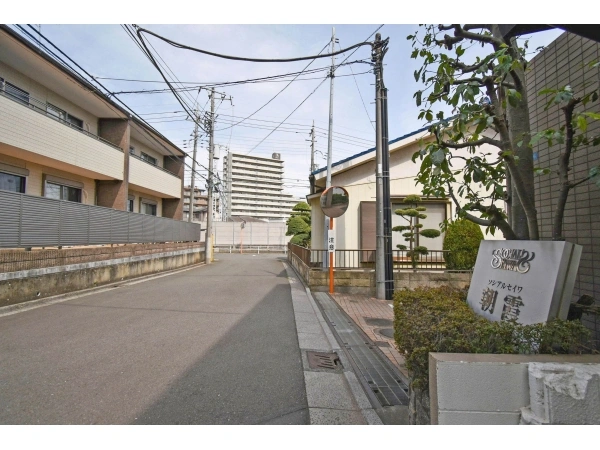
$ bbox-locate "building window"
[45,182,82,202]
[140,199,157,216]
[46,103,83,129]
[127,195,135,212]
[0,171,26,193]
[1,79,30,105]
[129,146,136,156]
[141,152,157,166]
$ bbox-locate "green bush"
[443,219,484,270]
[394,286,591,391]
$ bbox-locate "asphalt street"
[0,253,309,424]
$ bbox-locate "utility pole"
[373,33,393,300]
[323,27,337,268]
[188,107,199,223]
[206,88,215,264]
[309,121,316,173]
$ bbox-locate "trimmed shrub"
[443,219,484,270]
[394,286,591,391]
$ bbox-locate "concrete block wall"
[0,242,204,307]
[429,353,600,425]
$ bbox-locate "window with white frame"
[0,163,28,193]
[43,175,82,203]
[140,198,157,216]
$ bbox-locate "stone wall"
[307,267,472,295]
[0,242,204,307]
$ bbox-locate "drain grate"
[306,351,342,370]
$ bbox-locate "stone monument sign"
[467,240,582,325]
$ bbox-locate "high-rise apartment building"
[223,152,298,222]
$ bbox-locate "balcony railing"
[130,153,179,178]
[0,88,122,152]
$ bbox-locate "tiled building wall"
[526,32,600,344]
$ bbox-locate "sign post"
[320,186,349,295]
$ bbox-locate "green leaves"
[431,148,446,166]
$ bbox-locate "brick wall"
[527,32,600,343]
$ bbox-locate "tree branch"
[441,136,504,150]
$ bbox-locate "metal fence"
[289,243,450,270]
[0,190,201,248]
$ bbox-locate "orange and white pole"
[329,216,334,294]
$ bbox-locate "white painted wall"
[429,353,600,425]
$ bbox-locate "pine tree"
[393,195,441,268]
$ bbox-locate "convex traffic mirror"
[320,186,349,218]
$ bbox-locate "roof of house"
[311,123,431,177]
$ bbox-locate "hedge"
[443,219,484,270]
[394,286,591,391]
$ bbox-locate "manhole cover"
[306,351,342,370]
[377,328,395,338]
[364,318,393,327]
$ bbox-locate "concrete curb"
[282,260,383,425]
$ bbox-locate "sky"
[4,4,567,205]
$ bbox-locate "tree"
[407,25,600,241]
[392,195,441,268]
[287,202,311,247]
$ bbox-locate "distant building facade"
[223,152,298,222]
[183,185,207,222]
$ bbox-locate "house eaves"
[311,123,432,180]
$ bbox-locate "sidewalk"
[329,293,408,380]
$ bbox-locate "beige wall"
[128,157,181,199]
[0,60,99,134]
[0,153,96,204]
[130,137,164,167]
[0,95,124,180]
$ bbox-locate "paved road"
[0,254,309,424]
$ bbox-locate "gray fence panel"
[0,191,21,247]
[142,214,155,242]
[20,195,60,247]
[128,213,145,243]
[0,190,201,248]
[59,201,90,246]
[110,210,130,244]
[155,217,169,242]
[89,206,112,244]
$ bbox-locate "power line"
[135,25,372,63]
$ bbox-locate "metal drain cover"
[377,328,395,338]
[364,318,393,327]
[306,351,342,370]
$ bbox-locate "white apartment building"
[0,26,185,218]
[223,152,298,222]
